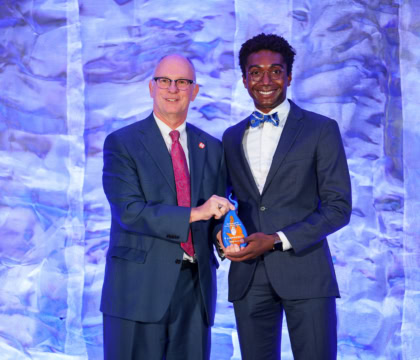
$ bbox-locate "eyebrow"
[156,76,194,81]
[248,63,285,69]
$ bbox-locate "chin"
[257,101,278,110]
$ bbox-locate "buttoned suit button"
[175,259,181,264]
[260,206,266,211]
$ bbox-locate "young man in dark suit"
[221,33,352,360]
[101,54,234,360]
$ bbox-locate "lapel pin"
[199,142,205,149]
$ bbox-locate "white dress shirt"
[154,114,195,261]
[242,100,292,251]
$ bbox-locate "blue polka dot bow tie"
[249,111,280,127]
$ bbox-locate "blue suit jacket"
[100,114,225,326]
[222,100,352,302]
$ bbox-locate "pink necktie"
[169,130,194,257]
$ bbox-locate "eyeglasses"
[247,67,285,82]
[153,77,195,91]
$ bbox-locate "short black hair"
[239,33,296,77]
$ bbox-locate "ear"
[149,80,154,97]
[242,76,248,89]
[287,73,292,86]
[190,83,199,101]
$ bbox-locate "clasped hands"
[190,195,235,222]
[217,232,277,262]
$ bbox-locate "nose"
[262,70,271,85]
[168,80,179,92]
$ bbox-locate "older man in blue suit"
[101,54,233,360]
[221,34,352,360]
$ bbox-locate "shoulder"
[104,114,153,148]
[289,101,340,137]
[288,103,345,152]
[291,101,336,125]
[107,115,151,139]
[222,117,249,142]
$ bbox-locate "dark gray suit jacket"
[222,100,352,302]
[100,114,225,326]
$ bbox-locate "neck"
[154,113,186,130]
[256,98,287,114]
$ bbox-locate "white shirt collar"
[153,113,187,139]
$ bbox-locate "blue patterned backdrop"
[1,0,419,359]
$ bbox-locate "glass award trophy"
[222,194,248,248]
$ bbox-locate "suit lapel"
[187,124,205,206]
[137,114,176,194]
[262,101,304,195]
[231,118,261,200]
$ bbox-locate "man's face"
[243,50,291,113]
[149,55,199,126]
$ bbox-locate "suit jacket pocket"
[108,246,147,264]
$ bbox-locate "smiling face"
[149,55,199,129]
[243,50,292,114]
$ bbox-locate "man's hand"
[224,232,276,262]
[190,195,235,222]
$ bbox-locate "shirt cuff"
[277,231,292,251]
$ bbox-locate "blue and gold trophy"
[222,194,248,248]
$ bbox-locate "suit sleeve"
[212,148,229,258]
[102,132,190,243]
[282,119,352,254]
